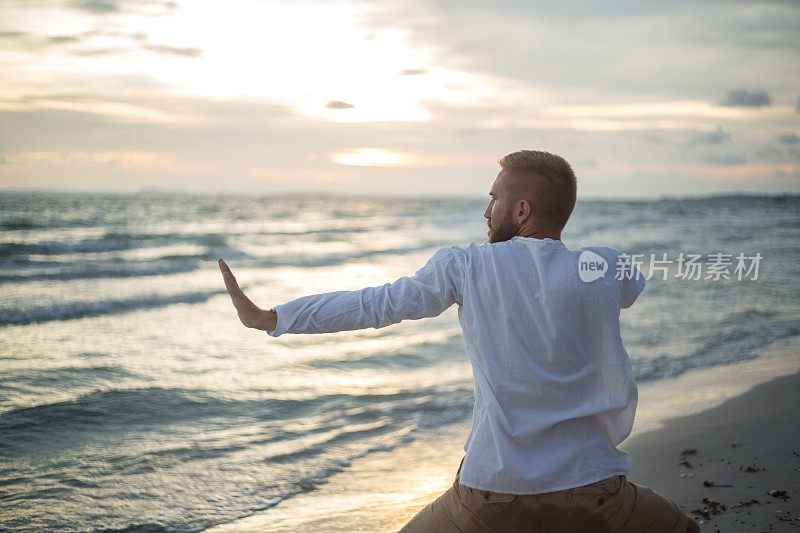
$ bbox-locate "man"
[218,150,700,532]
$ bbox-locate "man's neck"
[517,228,561,241]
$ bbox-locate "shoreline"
[207,352,800,532]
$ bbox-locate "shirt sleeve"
[619,257,646,309]
[267,247,463,337]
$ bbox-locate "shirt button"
[484,492,491,500]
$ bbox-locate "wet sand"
[624,369,800,531]
[208,362,800,532]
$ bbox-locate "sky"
[0,0,799,198]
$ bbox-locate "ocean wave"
[0,263,199,283]
[99,524,204,533]
[0,388,221,436]
[308,351,429,370]
[306,335,463,370]
[0,367,136,412]
[718,308,778,325]
[0,218,46,230]
[2,365,133,386]
[0,240,445,285]
[0,241,129,256]
[0,289,224,326]
[631,318,800,381]
[246,243,444,269]
[692,320,799,358]
[0,232,230,257]
[0,385,470,531]
[101,231,230,247]
[91,448,396,532]
[0,385,473,454]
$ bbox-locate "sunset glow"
[332,148,410,167]
[0,0,798,196]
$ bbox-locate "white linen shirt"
[267,236,646,494]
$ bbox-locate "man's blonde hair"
[497,150,577,231]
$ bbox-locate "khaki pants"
[398,459,699,532]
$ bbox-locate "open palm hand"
[218,258,276,331]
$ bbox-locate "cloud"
[7,150,186,170]
[3,0,799,197]
[0,31,82,52]
[366,1,800,105]
[796,95,800,113]
[399,68,428,75]
[142,44,202,57]
[704,154,746,165]
[79,30,147,42]
[693,126,731,144]
[755,145,782,159]
[65,0,178,16]
[778,132,799,144]
[46,35,83,45]
[0,31,27,39]
[1,27,201,58]
[719,88,772,107]
[0,91,204,124]
[67,0,119,14]
[326,100,355,109]
[70,47,131,57]
[332,148,411,166]
[2,93,796,196]
[0,29,113,52]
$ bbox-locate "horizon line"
[0,188,798,203]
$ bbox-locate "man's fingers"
[218,258,235,280]
[218,258,242,295]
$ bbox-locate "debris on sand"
[703,480,733,487]
[731,499,760,509]
[691,497,727,519]
[729,440,743,447]
[678,447,697,469]
[768,489,789,500]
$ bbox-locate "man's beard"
[488,208,519,243]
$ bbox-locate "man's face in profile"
[484,170,519,243]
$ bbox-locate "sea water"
[1,192,798,532]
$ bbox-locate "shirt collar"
[512,236,565,246]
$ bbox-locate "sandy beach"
[207,352,800,532]
[625,369,800,532]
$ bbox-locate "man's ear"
[516,199,532,225]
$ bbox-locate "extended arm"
[218,248,463,337]
[269,251,460,336]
